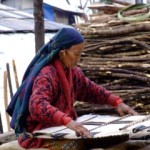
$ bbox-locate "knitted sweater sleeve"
[29,67,66,126]
[73,67,121,106]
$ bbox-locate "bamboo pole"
[3,71,11,131]
[12,59,19,89]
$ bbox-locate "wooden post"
[34,0,44,53]
[12,59,19,89]
[3,71,11,131]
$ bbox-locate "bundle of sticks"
[74,2,150,114]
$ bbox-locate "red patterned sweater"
[18,59,120,148]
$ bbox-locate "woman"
[7,27,137,149]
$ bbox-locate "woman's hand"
[116,103,138,116]
[66,120,91,138]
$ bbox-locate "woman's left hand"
[116,103,138,116]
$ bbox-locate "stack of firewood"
[74,2,150,114]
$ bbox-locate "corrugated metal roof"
[0,4,70,33]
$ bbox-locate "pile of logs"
[75,1,150,114]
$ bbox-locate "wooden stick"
[3,71,11,131]
[0,113,3,133]
[12,59,19,89]
[131,39,150,50]
[6,63,13,99]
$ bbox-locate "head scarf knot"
[6,27,84,135]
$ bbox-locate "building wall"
[54,10,69,25]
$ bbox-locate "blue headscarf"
[6,27,84,135]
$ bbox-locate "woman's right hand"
[66,120,91,138]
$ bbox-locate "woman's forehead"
[72,42,84,49]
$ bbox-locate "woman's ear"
[59,50,65,56]
[59,50,66,61]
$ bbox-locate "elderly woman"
[7,27,137,149]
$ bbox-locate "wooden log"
[122,7,149,16]
[75,103,116,116]
[81,55,150,62]
[81,67,149,78]
[115,93,150,104]
[81,23,150,37]
[88,3,123,14]
[76,14,150,114]
[84,33,150,43]
[110,88,150,94]
[104,85,147,90]
[103,50,149,57]
[84,39,150,53]
[79,62,150,71]
[101,79,127,86]
[108,19,129,26]
[89,14,113,23]
[85,32,150,46]
[88,72,150,83]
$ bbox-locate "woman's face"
[59,42,84,68]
